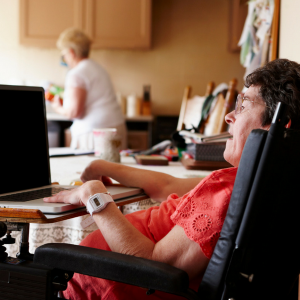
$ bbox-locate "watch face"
[93,197,100,206]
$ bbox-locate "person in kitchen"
[51,27,127,150]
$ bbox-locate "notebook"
[0,85,144,214]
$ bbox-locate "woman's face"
[61,48,76,68]
[224,85,271,167]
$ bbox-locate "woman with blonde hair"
[52,28,127,150]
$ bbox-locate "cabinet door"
[85,0,151,49]
[19,0,84,48]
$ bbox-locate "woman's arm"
[52,87,86,119]
[44,180,209,280]
[81,160,202,202]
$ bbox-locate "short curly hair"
[56,28,92,58]
[245,59,300,129]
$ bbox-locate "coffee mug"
[93,128,121,163]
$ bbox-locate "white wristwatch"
[86,192,114,216]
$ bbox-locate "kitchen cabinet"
[19,0,84,48]
[126,115,153,149]
[19,0,151,49]
[84,0,151,49]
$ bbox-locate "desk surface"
[1,154,212,257]
[0,155,211,224]
[0,194,149,224]
[50,155,212,186]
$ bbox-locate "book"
[181,156,232,170]
[135,155,169,166]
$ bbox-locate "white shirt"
[64,59,124,138]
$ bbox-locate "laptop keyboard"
[0,187,67,202]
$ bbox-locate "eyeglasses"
[60,49,70,66]
[235,94,270,115]
[60,54,68,67]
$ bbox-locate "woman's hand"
[81,160,113,185]
[51,87,86,119]
[51,95,63,110]
[44,180,107,206]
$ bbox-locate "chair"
[176,79,238,135]
[177,80,238,171]
[177,82,215,132]
[202,78,238,136]
[1,103,300,299]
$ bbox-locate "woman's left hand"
[43,180,107,206]
[51,95,63,110]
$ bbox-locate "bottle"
[142,85,152,116]
[116,92,127,115]
[126,94,138,117]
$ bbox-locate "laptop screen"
[0,85,51,194]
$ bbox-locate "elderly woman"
[52,28,126,150]
[44,59,300,300]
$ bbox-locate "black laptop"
[0,85,143,214]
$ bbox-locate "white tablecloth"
[6,155,211,257]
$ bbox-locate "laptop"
[0,84,144,214]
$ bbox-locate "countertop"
[46,103,154,122]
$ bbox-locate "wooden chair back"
[177,82,215,131]
[203,78,238,136]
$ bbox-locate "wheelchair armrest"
[34,243,191,295]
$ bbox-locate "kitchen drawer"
[127,130,149,150]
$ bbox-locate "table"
[2,155,211,258]
[49,155,211,184]
[0,192,149,260]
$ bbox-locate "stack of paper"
[179,131,232,144]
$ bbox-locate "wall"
[0,0,245,116]
[279,0,300,62]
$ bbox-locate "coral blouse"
[171,167,237,258]
[63,167,237,300]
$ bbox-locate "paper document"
[49,147,94,157]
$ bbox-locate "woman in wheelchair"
[44,59,300,300]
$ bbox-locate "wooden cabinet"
[19,0,151,49]
[19,0,84,48]
[126,116,153,149]
[84,0,151,49]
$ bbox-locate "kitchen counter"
[46,104,154,148]
[47,111,153,122]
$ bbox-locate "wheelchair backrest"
[199,103,300,300]
[198,129,268,299]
